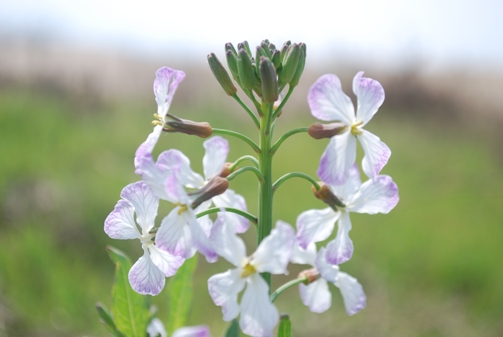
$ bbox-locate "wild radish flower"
[297,165,398,265]
[308,71,390,185]
[104,181,184,295]
[208,217,295,337]
[292,244,366,315]
[147,318,211,337]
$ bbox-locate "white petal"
[203,136,229,180]
[104,199,141,240]
[128,250,165,295]
[347,175,399,214]
[120,181,159,234]
[315,247,340,283]
[335,272,366,315]
[209,213,246,267]
[296,208,339,249]
[252,221,295,274]
[190,216,218,263]
[153,67,185,113]
[208,269,245,322]
[352,71,385,126]
[239,274,278,337]
[163,169,191,205]
[291,242,317,266]
[299,279,332,313]
[213,190,249,233]
[330,164,361,202]
[325,211,354,265]
[157,150,204,189]
[155,208,193,258]
[308,74,354,125]
[317,132,357,186]
[172,326,211,337]
[358,130,391,180]
[147,318,167,337]
[148,244,185,277]
[135,153,170,200]
[135,126,162,170]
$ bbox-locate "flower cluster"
[104,40,399,337]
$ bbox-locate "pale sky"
[1,0,502,70]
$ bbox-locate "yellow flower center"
[152,113,164,126]
[241,261,256,278]
[174,203,189,215]
[350,121,363,135]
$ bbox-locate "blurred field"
[1,43,503,337]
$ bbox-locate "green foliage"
[167,255,198,334]
[277,315,291,337]
[96,303,125,337]
[224,319,240,337]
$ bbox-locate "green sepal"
[289,43,306,87]
[260,40,272,58]
[237,48,255,90]
[96,303,125,337]
[259,57,279,103]
[279,40,291,63]
[225,50,240,82]
[271,50,281,70]
[278,44,300,86]
[208,53,237,96]
[277,315,291,337]
[238,41,253,58]
[223,318,240,337]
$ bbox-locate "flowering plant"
[97,40,399,337]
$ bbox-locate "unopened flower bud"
[260,56,279,103]
[312,182,345,209]
[299,268,320,285]
[289,43,306,87]
[190,177,229,209]
[308,122,348,139]
[164,119,213,138]
[238,41,252,57]
[279,40,291,62]
[218,162,233,178]
[237,48,255,90]
[208,53,237,96]
[225,50,240,82]
[271,50,281,69]
[279,44,300,86]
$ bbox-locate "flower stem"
[270,276,308,303]
[212,128,260,153]
[270,127,308,155]
[196,207,257,225]
[272,85,294,119]
[272,172,320,193]
[226,166,265,184]
[230,155,259,170]
[231,94,260,128]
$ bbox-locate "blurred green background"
[1,47,503,337]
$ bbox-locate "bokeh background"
[1,0,502,336]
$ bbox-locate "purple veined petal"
[296,208,340,249]
[308,74,355,125]
[325,211,354,265]
[213,190,249,233]
[208,212,247,267]
[299,279,332,313]
[317,132,357,186]
[291,242,317,266]
[157,150,204,189]
[128,250,165,296]
[208,269,245,322]
[348,175,399,214]
[334,271,366,315]
[358,129,391,180]
[148,244,185,277]
[155,208,193,258]
[239,274,278,337]
[104,199,141,240]
[330,164,361,202]
[172,325,211,337]
[135,126,163,170]
[190,215,218,263]
[203,136,229,180]
[147,318,167,337]
[120,181,159,234]
[252,221,295,275]
[153,67,185,111]
[352,71,385,126]
[315,247,340,283]
[163,168,191,205]
[135,153,170,200]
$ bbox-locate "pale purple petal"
[135,153,170,200]
[148,244,185,277]
[347,175,399,214]
[157,150,204,189]
[135,126,162,170]
[315,247,340,283]
[208,269,245,321]
[291,242,317,266]
[155,208,193,258]
[239,274,278,337]
[358,130,391,180]
[299,279,332,313]
[104,199,141,240]
[308,74,354,125]
[213,190,249,233]
[120,181,158,234]
[128,250,165,295]
[147,318,167,337]
[209,213,247,267]
[317,132,357,186]
[330,164,361,202]
[163,169,191,205]
[252,221,295,274]
[325,211,354,265]
[154,67,185,112]
[353,71,385,126]
[296,208,339,249]
[334,272,366,315]
[190,216,218,263]
[203,136,229,180]
[172,326,211,337]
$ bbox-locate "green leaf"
[166,255,197,334]
[107,246,150,337]
[95,302,125,337]
[277,315,291,337]
[224,319,240,337]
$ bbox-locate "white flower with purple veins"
[208,218,295,337]
[297,165,399,265]
[292,243,366,315]
[135,66,185,166]
[104,181,184,295]
[147,318,211,337]
[308,71,391,185]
